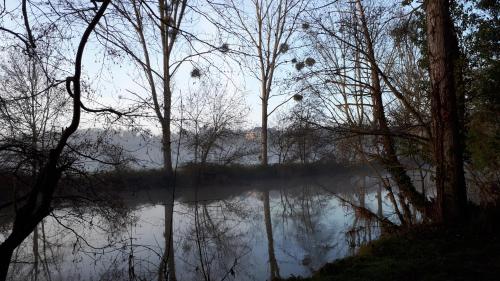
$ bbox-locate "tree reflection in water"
[1,173,401,281]
[262,189,280,280]
[3,196,134,281]
[158,193,176,281]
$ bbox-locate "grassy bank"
[284,208,500,281]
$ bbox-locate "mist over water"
[2,170,393,281]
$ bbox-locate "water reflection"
[263,190,280,280]
[159,194,176,281]
[2,173,392,281]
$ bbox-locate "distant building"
[245,127,262,141]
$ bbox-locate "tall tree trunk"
[158,0,176,265]
[159,2,176,277]
[425,0,467,223]
[263,190,280,280]
[261,94,269,166]
[159,0,173,177]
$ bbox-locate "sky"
[76,0,300,133]
[0,0,305,135]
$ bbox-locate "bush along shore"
[0,162,369,205]
[72,161,370,190]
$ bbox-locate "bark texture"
[425,0,467,223]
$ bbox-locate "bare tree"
[270,103,331,164]
[0,45,68,177]
[182,78,249,165]
[102,0,193,176]
[208,0,310,166]
[353,0,428,214]
[98,3,210,279]
[103,0,223,175]
[293,0,431,219]
[269,111,295,164]
[0,1,113,279]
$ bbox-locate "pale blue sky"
[1,0,303,134]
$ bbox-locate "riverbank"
[283,207,500,281]
[0,162,371,209]
[81,161,370,190]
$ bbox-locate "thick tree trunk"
[0,172,55,280]
[425,0,467,223]
[0,246,13,281]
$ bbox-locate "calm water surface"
[4,171,394,281]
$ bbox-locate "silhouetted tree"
[0,1,113,279]
[424,0,467,222]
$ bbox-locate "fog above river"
[2,170,397,281]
